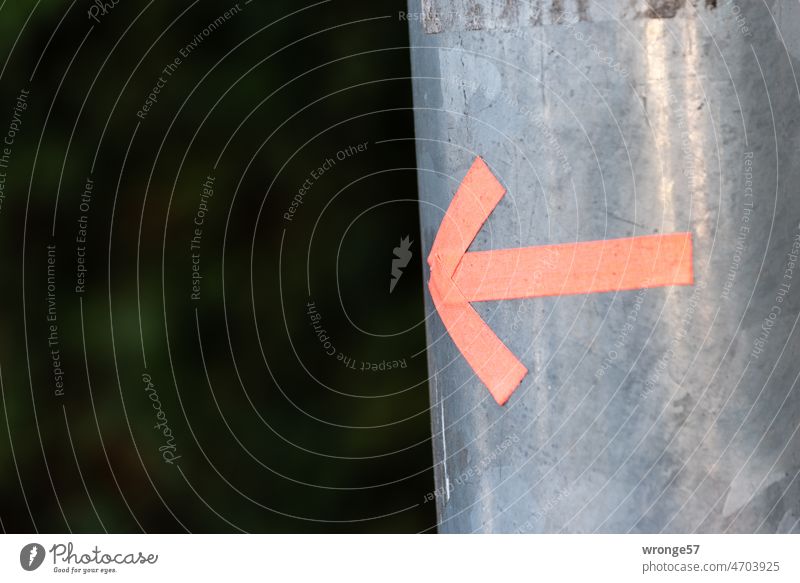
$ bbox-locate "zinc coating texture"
[409,0,800,533]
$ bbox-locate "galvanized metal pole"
[409,0,800,532]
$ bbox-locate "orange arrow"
[428,157,694,405]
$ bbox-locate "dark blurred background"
[0,0,436,532]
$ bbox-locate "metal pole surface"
[408,0,800,533]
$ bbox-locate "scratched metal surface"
[419,0,719,33]
[409,0,800,533]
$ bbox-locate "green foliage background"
[0,0,435,532]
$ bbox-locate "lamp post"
[409,0,800,533]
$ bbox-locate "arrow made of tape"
[428,157,694,405]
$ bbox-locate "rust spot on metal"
[421,0,444,34]
[645,0,686,19]
[576,0,590,21]
[549,0,565,22]
[465,0,485,30]
[500,0,519,26]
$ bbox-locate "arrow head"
[427,157,694,406]
[428,158,528,405]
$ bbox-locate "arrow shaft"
[454,232,694,302]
